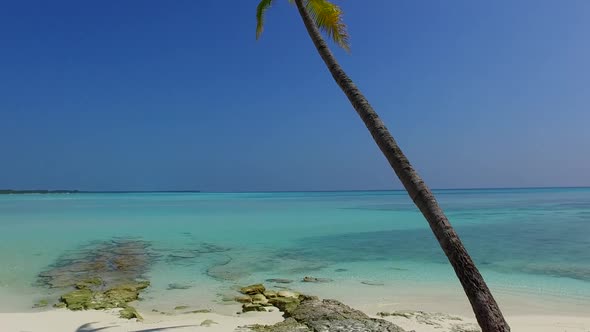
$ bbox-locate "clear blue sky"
[1,0,589,191]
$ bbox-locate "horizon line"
[2,186,589,194]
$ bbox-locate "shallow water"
[0,188,589,314]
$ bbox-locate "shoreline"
[1,305,589,332]
[2,280,589,331]
[2,276,589,317]
[3,276,588,316]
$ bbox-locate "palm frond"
[256,0,275,39]
[305,0,350,51]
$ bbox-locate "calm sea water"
[0,188,589,313]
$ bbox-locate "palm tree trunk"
[293,0,510,331]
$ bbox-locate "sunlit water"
[0,188,589,315]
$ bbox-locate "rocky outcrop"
[240,284,266,295]
[237,283,405,332]
[36,239,153,319]
[167,283,191,290]
[268,296,301,315]
[247,318,311,332]
[235,295,254,303]
[302,276,332,283]
[37,238,152,290]
[119,306,142,320]
[58,280,150,311]
[32,299,48,308]
[287,298,405,331]
[236,284,302,314]
[266,278,294,284]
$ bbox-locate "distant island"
[0,190,200,194]
[0,189,81,194]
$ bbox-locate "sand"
[0,309,283,332]
[1,280,588,332]
[1,307,589,332]
[381,313,590,332]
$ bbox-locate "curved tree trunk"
[293,0,510,331]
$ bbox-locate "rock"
[243,303,266,312]
[376,311,413,319]
[266,278,293,284]
[33,299,49,308]
[37,239,152,291]
[74,277,103,289]
[127,280,151,291]
[268,297,300,315]
[102,288,134,304]
[58,280,150,311]
[167,283,191,290]
[253,300,270,306]
[263,291,278,299]
[101,281,149,306]
[59,289,93,310]
[252,294,268,303]
[185,309,212,314]
[235,295,253,303]
[201,319,218,327]
[174,305,189,310]
[299,294,319,301]
[53,302,66,308]
[361,281,385,286]
[288,298,405,331]
[240,284,266,295]
[276,290,299,299]
[245,318,311,332]
[334,269,348,272]
[302,276,332,283]
[119,306,142,320]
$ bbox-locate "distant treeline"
[0,189,81,194]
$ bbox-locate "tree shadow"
[131,326,198,332]
[75,323,118,332]
[75,323,199,332]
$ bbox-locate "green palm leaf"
[256,0,275,39]
[256,0,350,51]
[305,0,350,51]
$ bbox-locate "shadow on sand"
[75,323,117,332]
[76,322,198,332]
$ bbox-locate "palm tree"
[256,1,510,331]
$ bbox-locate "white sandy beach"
[1,308,589,332]
[3,283,590,332]
[1,278,589,331]
[2,265,589,332]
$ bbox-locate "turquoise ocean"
[0,188,589,315]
